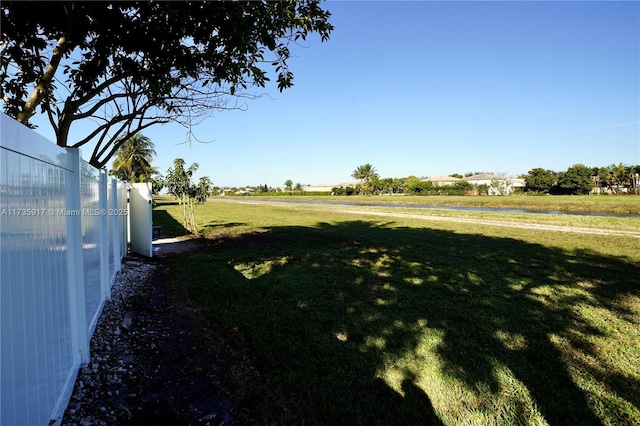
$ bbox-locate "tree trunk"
[181,195,189,233]
[189,198,198,236]
[16,34,70,126]
[16,3,79,132]
[57,102,74,148]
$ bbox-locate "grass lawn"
[154,197,640,425]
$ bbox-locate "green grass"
[253,194,640,214]
[154,197,640,425]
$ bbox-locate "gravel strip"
[60,256,236,426]
[61,258,155,426]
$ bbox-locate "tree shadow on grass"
[201,221,247,231]
[152,208,188,236]
[168,220,640,425]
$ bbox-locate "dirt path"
[152,235,214,257]
[334,209,640,238]
[218,198,640,239]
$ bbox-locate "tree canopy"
[1,1,333,167]
[165,158,212,234]
[556,164,594,195]
[524,168,557,194]
[109,133,156,183]
[352,163,378,183]
[351,163,379,194]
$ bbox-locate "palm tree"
[110,133,157,182]
[611,163,629,194]
[351,163,379,194]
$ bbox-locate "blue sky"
[34,0,640,188]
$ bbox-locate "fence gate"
[128,182,153,257]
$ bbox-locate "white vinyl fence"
[0,113,135,425]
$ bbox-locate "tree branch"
[73,90,138,120]
[93,119,162,168]
[70,74,129,111]
[15,4,79,124]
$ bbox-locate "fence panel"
[0,113,131,425]
[129,182,153,257]
[80,160,104,337]
[107,177,118,283]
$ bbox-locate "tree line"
[111,139,639,201]
[332,174,487,196]
[524,163,640,195]
[331,163,640,196]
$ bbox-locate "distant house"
[234,187,256,195]
[337,181,361,188]
[298,181,362,193]
[511,178,526,191]
[421,175,462,186]
[316,181,361,191]
[302,183,335,192]
[463,174,525,195]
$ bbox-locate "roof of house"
[305,183,335,187]
[464,173,503,181]
[335,181,361,187]
[422,175,462,182]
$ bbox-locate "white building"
[463,173,525,195]
[421,175,462,186]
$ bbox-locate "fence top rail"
[1,113,72,171]
[81,160,106,184]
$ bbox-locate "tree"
[379,177,395,195]
[165,158,211,235]
[632,165,640,195]
[284,179,293,192]
[411,180,436,195]
[351,163,378,184]
[404,176,421,194]
[351,163,379,194]
[195,177,213,203]
[524,168,557,194]
[594,166,612,194]
[369,175,381,195]
[150,172,165,196]
[109,133,156,183]
[392,177,407,194]
[593,163,637,194]
[450,180,474,195]
[1,1,333,167]
[489,178,512,196]
[611,163,630,194]
[556,164,594,195]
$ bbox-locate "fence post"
[110,177,122,278]
[99,169,110,299]
[65,148,90,365]
[120,181,129,257]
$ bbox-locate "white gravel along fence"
[61,258,156,426]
